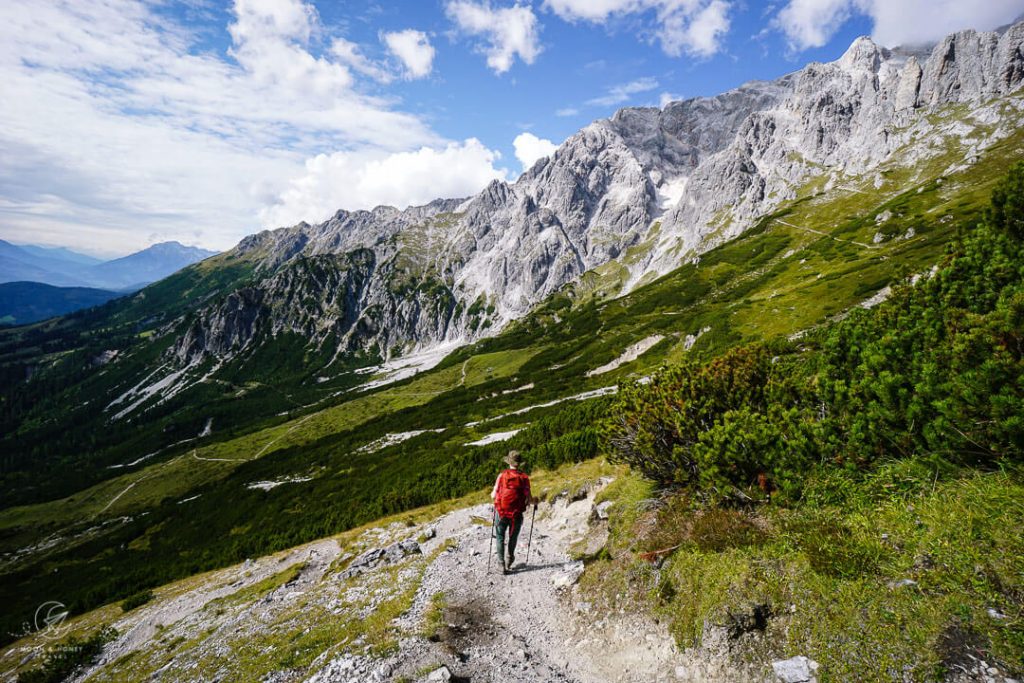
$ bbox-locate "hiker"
[491,450,538,575]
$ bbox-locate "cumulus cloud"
[664,0,730,56]
[330,37,392,82]
[545,0,733,57]
[776,0,858,49]
[446,1,543,73]
[776,0,1024,51]
[262,139,509,227]
[0,0,468,253]
[382,29,436,79]
[512,132,559,171]
[228,0,355,98]
[659,91,683,107]
[586,77,659,107]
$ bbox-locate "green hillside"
[1,117,1021,648]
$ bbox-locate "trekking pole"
[525,503,537,566]
[486,507,497,574]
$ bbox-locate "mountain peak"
[838,34,885,71]
[143,241,217,256]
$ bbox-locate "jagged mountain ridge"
[144,22,1024,396]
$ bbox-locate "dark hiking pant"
[494,512,524,566]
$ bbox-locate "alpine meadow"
[2,3,1024,682]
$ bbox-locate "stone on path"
[427,665,452,681]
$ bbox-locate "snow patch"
[109,366,189,420]
[467,429,524,446]
[859,285,892,309]
[656,177,688,212]
[357,340,465,392]
[357,429,445,454]
[684,327,711,351]
[466,385,619,428]
[246,475,315,492]
[586,335,663,377]
[108,451,160,469]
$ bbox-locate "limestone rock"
[550,561,585,588]
[772,655,819,683]
[427,665,452,681]
[145,21,1024,383]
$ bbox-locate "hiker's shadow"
[510,562,566,574]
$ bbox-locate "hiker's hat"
[504,450,521,467]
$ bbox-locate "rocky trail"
[1,475,772,683]
[309,478,712,683]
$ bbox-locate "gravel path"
[371,480,706,683]
[6,477,756,683]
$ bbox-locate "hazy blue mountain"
[0,240,93,286]
[87,241,218,290]
[0,239,217,289]
[0,281,121,325]
[15,244,103,266]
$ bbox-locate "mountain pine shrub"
[603,162,1024,497]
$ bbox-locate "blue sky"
[1,0,1022,256]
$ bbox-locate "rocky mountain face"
[160,22,1024,380]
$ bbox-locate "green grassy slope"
[581,162,1024,679]
[1,100,1022,647]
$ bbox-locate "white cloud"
[383,29,436,79]
[776,0,1024,51]
[330,37,393,82]
[659,91,683,107]
[446,1,543,73]
[512,132,559,171]
[587,77,659,107]
[262,139,509,227]
[663,0,730,57]
[775,0,855,49]
[0,0,462,254]
[545,0,733,57]
[228,0,355,98]
[555,107,580,116]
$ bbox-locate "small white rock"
[550,561,585,588]
[427,665,452,682]
[772,655,819,683]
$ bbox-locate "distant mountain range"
[0,240,217,325]
[2,22,1024,656]
[0,282,122,326]
[0,240,217,291]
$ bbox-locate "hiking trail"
[7,478,755,683]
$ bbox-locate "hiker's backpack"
[495,469,530,519]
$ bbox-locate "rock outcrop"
[158,22,1024,373]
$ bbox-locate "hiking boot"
[501,561,510,576]
[507,552,515,568]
